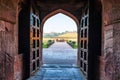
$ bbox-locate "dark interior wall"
[18,0,30,79]
[88,0,102,80]
[33,0,88,21]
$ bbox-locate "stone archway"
[40,9,80,65]
[41,9,79,27]
[1,0,120,80]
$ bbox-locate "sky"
[43,13,77,33]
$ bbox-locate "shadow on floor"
[28,64,85,80]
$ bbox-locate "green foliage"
[42,42,48,48]
[73,44,78,48]
[42,40,55,48]
[47,40,54,47]
[48,40,52,43]
[72,41,76,45]
[67,40,77,49]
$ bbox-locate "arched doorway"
[40,9,80,65]
[18,1,103,79]
[42,12,78,64]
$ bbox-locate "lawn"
[67,41,78,49]
[42,40,55,48]
[42,42,48,48]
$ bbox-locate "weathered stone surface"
[0,0,120,80]
[113,22,120,80]
[104,25,114,80]
[0,20,6,31]
[0,32,14,80]
[103,0,120,80]
[104,22,120,80]
[103,0,120,25]
[14,54,23,80]
[99,56,106,80]
[0,0,18,80]
[0,0,17,23]
[28,64,85,80]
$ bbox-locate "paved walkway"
[43,42,77,64]
[28,42,85,80]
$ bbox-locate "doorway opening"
[42,13,78,65]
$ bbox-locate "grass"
[42,40,55,48]
[67,41,78,49]
[42,42,48,48]
[73,44,78,49]
[43,41,78,49]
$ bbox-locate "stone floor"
[28,64,85,80]
[28,42,85,80]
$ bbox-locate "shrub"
[67,41,77,49]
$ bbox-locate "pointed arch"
[41,9,79,28]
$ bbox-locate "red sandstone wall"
[0,0,23,80]
[102,0,120,80]
[0,0,120,80]
[14,54,23,80]
[0,0,15,79]
[0,32,14,80]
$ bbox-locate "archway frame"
[40,9,80,65]
[41,9,80,29]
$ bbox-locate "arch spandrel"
[41,9,80,28]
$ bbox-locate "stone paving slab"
[43,42,77,64]
[27,42,85,80]
[27,64,85,80]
